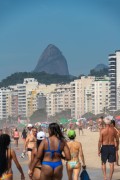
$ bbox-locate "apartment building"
[37,84,57,95]
[0,88,11,120]
[17,78,39,118]
[27,90,38,117]
[70,76,95,119]
[84,86,92,113]
[37,92,46,110]
[109,50,120,111]
[91,77,110,115]
[11,90,18,118]
[46,84,71,117]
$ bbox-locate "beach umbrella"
[115,115,120,120]
[60,118,68,125]
[17,123,26,128]
[71,119,77,123]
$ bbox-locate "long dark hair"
[0,134,10,177]
[49,123,64,140]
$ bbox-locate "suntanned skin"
[2,148,25,180]
[97,117,104,131]
[66,140,85,180]
[89,120,93,131]
[31,147,41,180]
[98,124,119,180]
[29,135,71,180]
[25,128,37,167]
[111,123,120,166]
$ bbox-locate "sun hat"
[68,130,76,138]
[37,131,46,140]
[27,124,33,128]
[104,116,113,125]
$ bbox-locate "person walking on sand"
[66,130,86,180]
[0,134,25,180]
[97,116,105,131]
[13,128,19,147]
[21,128,27,145]
[78,120,83,135]
[28,123,71,180]
[98,116,119,180]
[111,120,120,166]
[31,131,46,180]
[24,127,37,167]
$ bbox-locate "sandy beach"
[12,129,120,180]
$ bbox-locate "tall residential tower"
[109,50,120,111]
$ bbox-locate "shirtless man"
[89,119,93,132]
[66,130,86,180]
[25,127,37,167]
[111,120,120,166]
[98,116,119,180]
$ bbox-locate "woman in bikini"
[66,130,86,180]
[29,123,71,180]
[13,128,19,147]
[31,131,46,180]
[24,127,37,167]
[0,134,25,180]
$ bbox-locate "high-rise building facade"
[0,88,11,120]
[91,77,110,115]
[109,50,120,111]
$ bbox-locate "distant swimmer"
[66,130,86,180]
[0,134,25,180]
[98,116,119,180]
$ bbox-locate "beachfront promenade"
[12,129,120,180]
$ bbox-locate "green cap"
[68,130,76,138]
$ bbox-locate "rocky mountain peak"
[34,44,69,75]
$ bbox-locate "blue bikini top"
[44,138,62,158]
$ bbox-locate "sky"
[0,0,120,81]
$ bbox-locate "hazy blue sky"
[0,0,120,81]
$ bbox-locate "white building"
[46,84,71,117]
[109,50,120,111]
[70,76,95,119]
[17,78,39,117]
[0,88,11,120]
[91,77,110,115]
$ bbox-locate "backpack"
[80,169,90,180]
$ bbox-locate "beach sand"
[12,129,120,180]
